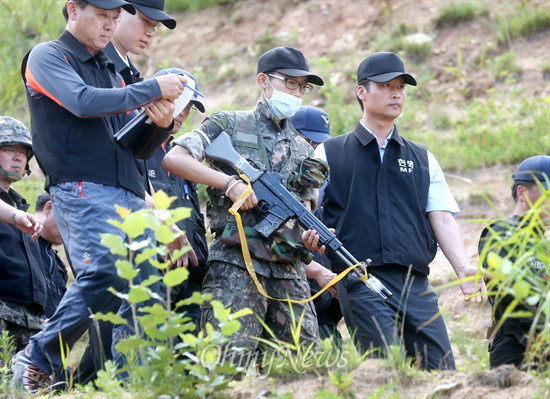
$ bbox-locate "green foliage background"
[0,0,65,123]
[0,1,549,396]
[1,0,549,174]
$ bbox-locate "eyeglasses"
[0,146,31,158]
[268,74,313,94]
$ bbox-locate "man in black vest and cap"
[66,2,181,386]
[13,0,187,392]
[303,52,486,370]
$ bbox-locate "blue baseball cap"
[513,155,550,189]
[290,106,331,144]
[153,68,205,112]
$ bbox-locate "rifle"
[205,132,392,300]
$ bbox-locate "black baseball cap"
[86,0,135,14]
[513,155,550,189]
[357,52,416,86]
[129,0,176,29]
[291,106,331,144]
[257,46,324,86]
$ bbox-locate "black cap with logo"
[357,52,416,86]
[257,46,324,86]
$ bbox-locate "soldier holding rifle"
[163,46,328,357]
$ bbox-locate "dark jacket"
[145,143,208,287]
[37,237,68,319]
[479,216,547,336]
[103,43,142,86]
[322,123,436,275]
[22,30,162,198]
[0,188,47,309]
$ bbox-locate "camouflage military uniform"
[174,101,322,353]
[0,301,44,358]
[0,116,46,355]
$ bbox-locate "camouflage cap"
[0,116,33,155]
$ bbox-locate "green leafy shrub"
[497,4,550,44]
[0,331,15,394]
[93,191,252,398]
[478,189,549,373]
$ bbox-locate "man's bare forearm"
[427,211,470,277]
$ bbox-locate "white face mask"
[265,78,302,120]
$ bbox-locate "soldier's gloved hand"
[302,228,334,255]
[227,181,258,211]
[145,99,175,130]
[13,210,43,241]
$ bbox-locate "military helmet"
[0,116,33,158]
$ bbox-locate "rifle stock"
[205,132,392,300]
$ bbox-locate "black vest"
[21,31,145,198]
[323,123,436,275]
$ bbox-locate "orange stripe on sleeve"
[25,65,63,107]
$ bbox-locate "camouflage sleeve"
[295,141,325,207]
[172,112,230,162]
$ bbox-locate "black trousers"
[338,265,455,370]
[489,333,526,368]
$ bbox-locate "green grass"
[11,176,46,213]
[406,92,550,170]
[372,23,431,62]
[372,23,416,52]
[450,314,490,371]
[433,2,485,28]
[431,110,452,130]
[165,0,239,13]
[497,4,550,44]
[488,52,522,82]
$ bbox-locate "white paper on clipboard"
[145,79,195,124]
